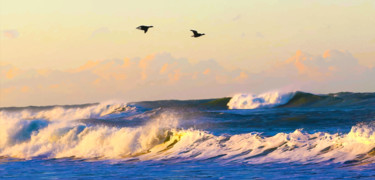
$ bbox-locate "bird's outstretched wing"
[144,28,148,33]
[191,30,198,36]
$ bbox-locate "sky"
[1,0,375,106]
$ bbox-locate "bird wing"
[144,28,148,33]
[137,25,147,30]
[191,30,198,35]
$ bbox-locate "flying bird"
[191,30,205,38]
[137,25,153,33]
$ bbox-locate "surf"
[1,103,375,166]
[1,91,374,167]
[227,91,295,109]
[227,91,375,109]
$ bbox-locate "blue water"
[2,159,375,179]
[1,92,375,179]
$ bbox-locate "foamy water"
[227,91,295,109]
[1,91,375,179]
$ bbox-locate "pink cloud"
[1,51,374,107]
[3,30,19,39]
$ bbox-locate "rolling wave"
[227,91,295,109]
[0,102,135,122]
[1,104,375,166]
[227,91,375,109]
[1,91,374,166]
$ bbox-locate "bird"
[191,30,205,38]
[136,25,153,33]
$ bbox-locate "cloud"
[256,32,264,38]
[0,53,247,106]
[1,50,374,106]
[278,49,363,80]
[232,14,242,21]
[257,49,374,93]
[3,30,19,39]
[0,65,24,81]
[91,27,110,37]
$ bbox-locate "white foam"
[0,102,134,122]
[227,91,295,109]
[0,109,179,159]
[0,102,136,154]
[1,103,375,165]
[147,125,375,164]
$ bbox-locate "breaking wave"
[1,103,375,165]
[0,102,135,122]
[227,91,375,109]
[227,91,295,109]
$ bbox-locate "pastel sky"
[1,0,375,106]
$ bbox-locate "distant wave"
[227,91,375,109]
[227,91,295,109]
[2,91,374,112]
[0,102,135,122]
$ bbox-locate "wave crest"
[1,99,375,165]
[227,91,295,109]
[2,115,375,165]
[0,110,180,159]
[0,102,134,122]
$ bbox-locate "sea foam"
[1,101,375,165]
[227,91,295,109]
[0,103,179,159]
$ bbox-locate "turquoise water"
[1,91,375,179]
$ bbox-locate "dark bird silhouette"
[191,30,205,38]
[137,25,153,33]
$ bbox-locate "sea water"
[1,91,375,179]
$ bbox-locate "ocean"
[1,91,375,179]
